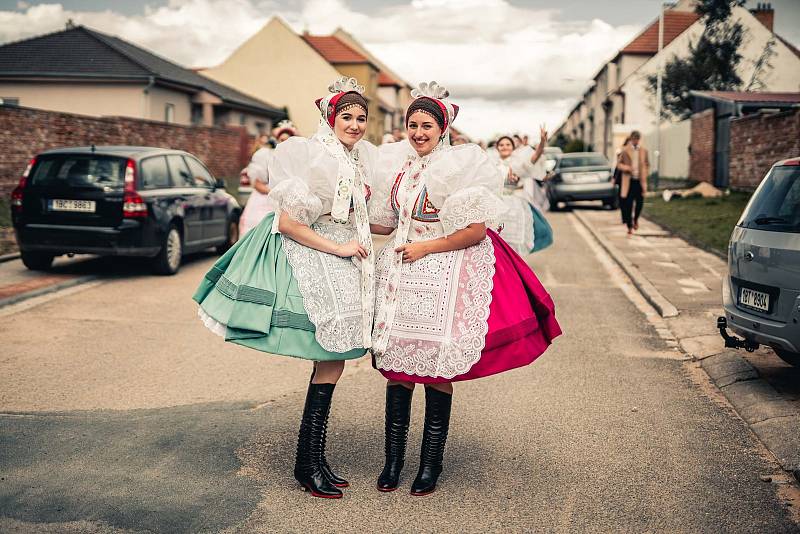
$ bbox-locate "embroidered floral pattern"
[283,221,365,353]
[373,235,495,378]
[439,186,501,234]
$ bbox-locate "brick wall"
[729,109,800,190]
[689,108,715,183]
[0,105,252,196]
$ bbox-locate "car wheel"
[216,218,239,254]
[20,251,55,271]
[152,225,182,275]
[603,197,619,210]
[774,348,800,367]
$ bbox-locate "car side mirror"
[215,177,225,190]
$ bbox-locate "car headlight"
[561,173,575,181]
[598,171,611,180]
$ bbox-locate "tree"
[647,0,746,120]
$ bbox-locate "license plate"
[49,199,96,213]
[739,287,770,312]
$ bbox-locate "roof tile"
[302,35,370,64]
[621,12,700,55]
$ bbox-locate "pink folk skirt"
[378,230,562,383]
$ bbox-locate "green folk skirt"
[192,212,366,361]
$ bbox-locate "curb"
[573,210,679,318]
[0,274,99,309]
[700,351,800,473]
[0,252,21,263]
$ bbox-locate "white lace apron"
[372,148,495,379]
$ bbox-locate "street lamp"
[654,1,678,191]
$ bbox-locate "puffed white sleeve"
[427,144,504,234]
[267,138,323,228]
[510,145,547,182]
[368,142,410,228]
[246,147,272,184]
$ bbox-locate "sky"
[1,0,798,140]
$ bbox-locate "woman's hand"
[395,242,430,263]
[539,124,549,147]
[335,239,368,259]
[508,168,519,183]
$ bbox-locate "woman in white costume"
[193,78,376,499]
[369,82,561,496]
[238,120,298,236]
[491,129,554,255]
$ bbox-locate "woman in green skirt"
[193,77,377,499]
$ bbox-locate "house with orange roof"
[555,1,800,179]
[201,17,407,144]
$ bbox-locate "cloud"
[0,0,639,139]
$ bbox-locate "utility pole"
[654,2,677,191]
[654,4,666,191]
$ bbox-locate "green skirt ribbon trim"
[192,212,365,361]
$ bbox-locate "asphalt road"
[0,211,797,533]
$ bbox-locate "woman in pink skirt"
[369,82,562,496]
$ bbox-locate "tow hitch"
[717,317,759,352]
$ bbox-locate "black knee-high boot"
[307,366,348,488]
[377,384,413,492]
[294,383,342,498]
[410,386,452,496]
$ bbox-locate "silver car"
[546,152,617,209]
[718,157,800,366]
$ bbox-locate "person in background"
[382,132,396,144]
[616,130,649,235]
[391,127,405,142]
[250,132,270,157]
[451,134,467,146]
[238,121,298,236]
[613,136,630,224]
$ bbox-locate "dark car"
[10,146,241,275]
[546,152,617,209]
[718,157,800,367]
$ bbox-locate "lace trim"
[374,237,495,378]
[439,186,501,234]
[198,308,227,338]
[268,180,324,226]
[282,222,366,353]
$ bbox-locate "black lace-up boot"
[306,366,348,488]
[410,386,452,496]
[294,383,342,498]
[377,384,413,492]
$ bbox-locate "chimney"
[750,2,774,32]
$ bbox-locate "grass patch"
[644,191,752,256]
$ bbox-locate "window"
[739,166,800,233]
[239,113,246,126]
[184,156,215,187]
[165,103,175,123]
[559,155,609,168]
[30,155,125,187]
[140,156,171,189]
[0,97,19,107]
[166,154,193,187]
